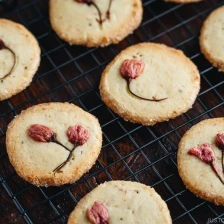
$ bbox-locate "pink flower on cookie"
[120,59,145,79]
[28,124,55,142]
[188,143,215,163]
[216,133,224,172]
[216,133,224,148]
[188,143,224,184]
[67,124,89,145]
[87,201,109,224]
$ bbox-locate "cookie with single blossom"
[6,102,102,186]
[0,19,40,101]
[49,0,143,47]
[68,181,172,224]
[99,42,200,126]
[178,118,224,205]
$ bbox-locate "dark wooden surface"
[0,184,26,223]
[0,0,224,223]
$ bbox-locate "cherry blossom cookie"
[0,19,40,101]
[200,6,224,71]
[68,181,172,224]
[178,118,224,205]
[99,42,200,126]
[49,0,143,47]
[6,103,102,186]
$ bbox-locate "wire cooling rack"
[0,0,224,223]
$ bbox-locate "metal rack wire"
[0,0,224,223]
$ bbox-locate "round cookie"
[6,102,102,187]
[178,118,224,205]
[49,0,143,47]
[99,42,200,126]
[200,6,224,71]
[68,181,172,224]
[164,0,202,3]
[0,19,40,101]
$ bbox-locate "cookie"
[0,19,40,101]
[68,181,172,224]
[178,118,224,205]
[49,0,143,47]
[164,0,202,3]
[99,42,200,126]
[6,102,102,187]
[200,6,224,71]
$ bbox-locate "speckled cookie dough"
[200,5,224,71]
[0,19,40,101]
[178,118,224,205]
[68,181,172,224]
[6,102,102,186]
[100,42,200,126]
[49,0,143,47]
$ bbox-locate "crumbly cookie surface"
[49,0,143,47]
[178,118,224,205]
[0,19,40,101]
[99,42,200,126]
[6,103,102,186]
[68,181,172,224]
[200,6,224,71]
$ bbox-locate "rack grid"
[0,0,224,223]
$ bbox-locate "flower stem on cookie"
[75,0,104,26]
[53,125,90,173]
[53,143,78,173]
[0,39,17,81]
[188,143,224,185]
[87,201,109,224]
[106,0,113,19]
[28,124,89,173]
[216,133,224,172]
[127,79,167,102]
[120,59,167,102]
